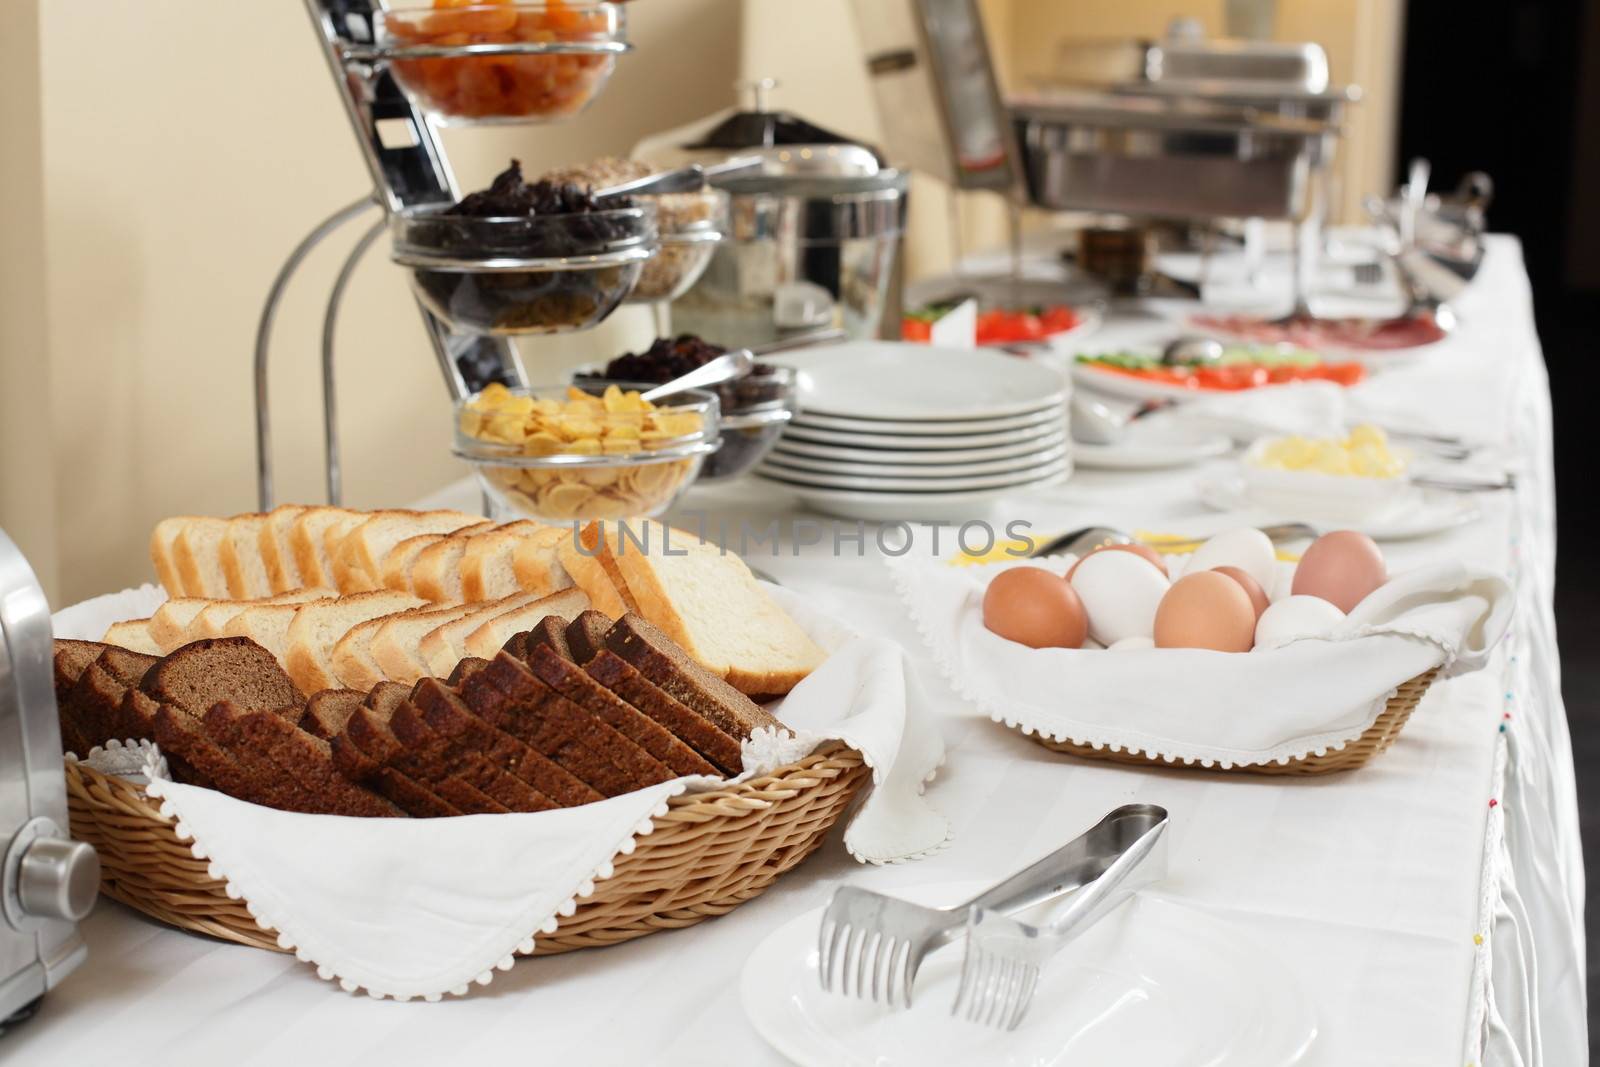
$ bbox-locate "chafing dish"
[667,85,909,348]
[1012,93,1335,222]
[2,528,98,1028]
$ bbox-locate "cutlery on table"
[817,804,1168,1009]
[1028,523,1318,560]
[953,805,1169,1030]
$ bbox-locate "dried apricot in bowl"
[380,1,622,124]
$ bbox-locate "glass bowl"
[572,358,797,481]
[624,191,727,304]
[391,203,656,335]
[375,2,627,125]
[454,383,720,522]
[702,399,793,481]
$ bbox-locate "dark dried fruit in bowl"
[603,335,784,410]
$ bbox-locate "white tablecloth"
[8,238,1583,1066]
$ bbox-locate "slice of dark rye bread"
[142,638,303,723]
[302,689,365,740]
[330,687,463,818]
[391,683,556,812]
[526,641,717,778]
[110,689,202,779]
[64,648,159,750]
[563,610,611,665]
[465,653,671,797]
[206,702,399,817]
[582,650,742,775]
[408,681,600,807]
[487,651,675,790]
[524,616,573,661]
[334,685,512,816]
[445,657,491,687]
[53,639,108,755]
[604,615,781,740]
[153,705,309,808]
[202,701,349,814]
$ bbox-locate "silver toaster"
[1,527,99,1029]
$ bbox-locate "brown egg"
[1065,542,1168,581]
[1153,571,1257,652]
[1212,565,1270,620]
[982,567,1088,649]
[1291,530,1387,613]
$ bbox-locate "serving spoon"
[637,328,847,403]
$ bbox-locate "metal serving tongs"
[954,805,1169,1030]
[818,804,1169,1010]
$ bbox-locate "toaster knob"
[17,838,100,923]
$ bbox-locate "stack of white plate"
[758,342,1070,520]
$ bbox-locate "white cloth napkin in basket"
[54,585,948,1000]
[890,556,1513,769]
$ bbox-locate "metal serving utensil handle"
[749,327,846,356]
[639,349,754,403]
[939,805,1169,942]
[1012,808,1169,948]
[594,164,709,201]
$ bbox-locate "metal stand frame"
[253,0,627,509]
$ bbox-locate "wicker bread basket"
[1024,668,1440,776]
[64,741,869,955]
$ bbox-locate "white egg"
[1108,635,1155,651]
[1269,558,1298,602]
[1069,549,1170,646]
[1254,595,1347,651]
[1187,527,1277,590]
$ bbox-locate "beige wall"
[0,1,58,594]
[2,0,739,606]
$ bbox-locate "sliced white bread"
[417,591,555,676]
[321,513,368,590]
[102,618,163,656]
[190,598,263,641]
[510,526,575,595]
[188,587,334,641]
[380,523,494,593]
[291,507,361,590]
[368,601,483,685]
[411,534,475,603]
[283,590,426,694]
[149,598,213,651]
[331,509,482,593]
[220,513,274,598]
[259,504,308,593]
[557,527,632,619]
[603,520,825,695]
[381,533,444,593]
[460,587,592,661]
[223,598,333,662]
[149,517,200,594]
[461,521,548,601]
[173,517,231,598]
[329,606,425,691]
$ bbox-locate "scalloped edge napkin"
[55,585,948,999]
[889,556,1513,768]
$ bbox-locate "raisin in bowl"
[391,164,658,336]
